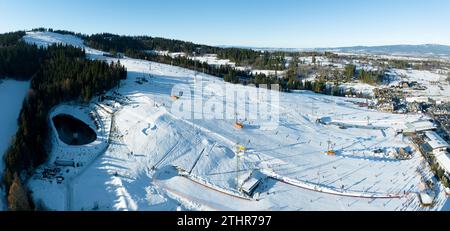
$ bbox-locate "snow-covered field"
[0,79,30,210]
[151,51,237,68]
[251,69,285,78]
[23,32,450,211]
[299,56,344,69]
[391,69,450,102]
[339,82,376,96]
[190,54,236,67]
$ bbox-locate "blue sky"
[0,0,449,48]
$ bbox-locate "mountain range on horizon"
[219,44,450,58]
[12,28,450,59]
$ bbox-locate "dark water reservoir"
[52,114,97,145]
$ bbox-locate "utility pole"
[333,99,336,116]
[327,139,332,153]
[317,170,320,186]
[192,88,197,176]
[193,52,197,72]
[236,144,241,191]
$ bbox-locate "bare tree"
[7,173,31,211]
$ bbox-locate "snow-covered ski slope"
[24,32,450,211]
[23,31,105,58]
[0,80,30,210]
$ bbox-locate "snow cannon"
[326,150,336,156]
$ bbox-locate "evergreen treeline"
[85,33,286,70]
[344,65,356,81]
[0,31,26,47]
[35,29,348,92]
[106,33,376,93]
[0,42,46,79]
[357,69,384,85]
[85,33,288,87]
[26,29,377,94]
[389,60,411,69]
[216,48,286,70]
[83,32,364,92]
[30,28,86,38]
[123,48,255,83]
[0,31,45,79]
[0,33,126,210]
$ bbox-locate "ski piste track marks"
[62,83,421,210]
[155,91,412,201]
[65,106,115,211]
[152,174,253,211]
[23,32,450,211]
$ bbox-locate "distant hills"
[316,44,450,58]
[221,44,450,59]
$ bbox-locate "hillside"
[320,44,450,58]
[228,44,450,59]
[21,32,450,211]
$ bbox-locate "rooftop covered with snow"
[404,120,437,133]
[433,151,450,175]
[425,131,450,150]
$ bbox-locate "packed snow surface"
[23,31,105,58]
[24,32,450,211]
[0,80,30,210]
